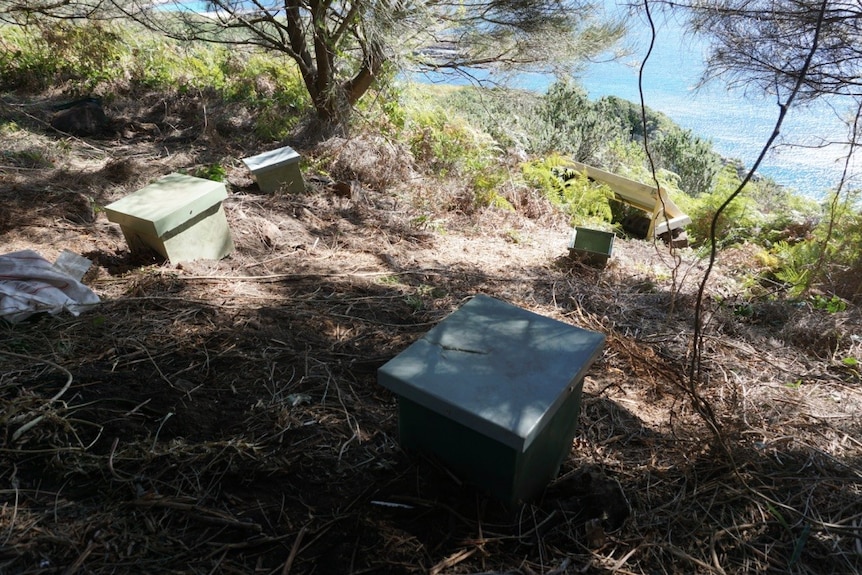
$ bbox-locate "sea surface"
[506,4,861,199]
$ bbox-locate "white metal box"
[242,146,305,194]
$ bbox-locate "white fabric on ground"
[0,250,100,323]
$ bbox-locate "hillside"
[1,90,861,574]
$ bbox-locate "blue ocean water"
[515,5,861,198]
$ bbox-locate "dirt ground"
[1,91,861,574]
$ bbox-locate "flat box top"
[242,146,300,174]
[378,294,605,451]
[104,173,227,236]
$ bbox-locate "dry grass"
[1,90,861,575]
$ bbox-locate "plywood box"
[378,294,605,504]
[104,173,234,263]
[242,146,305,194]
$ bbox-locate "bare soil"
[1,91,861,574]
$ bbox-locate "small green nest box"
[242,145,305,194]
[104,173,234,263]
[378,294,605,504]
[568,227,615,266]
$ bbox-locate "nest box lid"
[378,295,605,452]
[104,173,228,237]
[242,146,300,174]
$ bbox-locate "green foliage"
[0,21,127,91]
[532,81,625,161]
[601,139,686,197]
[473,172,516,211]
[194,163,227,182]
[406,103,497,177]
[750,190,862,301]
[0,20,310,141]
[678,164,763,247]
[591,96,723,197]
[0,120,20,134]
[253,107,296,141]
[596,95,671,141]
[0,25,52,89]
[133,42,309,134]
[810,294,847,313]
[414,82,724,219]
[403,90,519,209]
[521,154,614,224]
[231,53,308,109]
[181,45,231,93]
[40,22,127,89]
[769,240,821,296]
[410,214,446,233]
[600,137,649,172]
[838,356,860,382]
[128,38,183,88]
[816,193,862,263]
[653,128,722,197]
[788,379,802,392]
[355,62,407,133]
[443,86,542,153]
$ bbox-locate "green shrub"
[0,21,128,91]
[746,191,862,300]
[443,86,541,153]
[679,165,763,247]
[521,154,614,224]
[472,170,515,211]
[533,81,625,161]
[193,163,227,182]
[0,25,55,89]
[810,293,847,313]
[652,128,722,197]
[406,104,497,177]
[596,95,668,141]
[355,63,407,133]
[593,96,722,197]
[231,53,308,108]
[43,21,127,89]
[128,38,183,88]
[180,45,231,93]
[768,240,822,297]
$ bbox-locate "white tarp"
[0,250,100,323]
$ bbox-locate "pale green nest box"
[242,145,305,194]
[104,173,234,263]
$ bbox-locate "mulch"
[1,91,861,575]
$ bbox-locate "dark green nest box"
[568,227,615,266]
[378,294,605,505]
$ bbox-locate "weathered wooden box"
[104,173,234,263]
[378,294,605,504]
[242,145,305,194]
[568,227,615,266]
